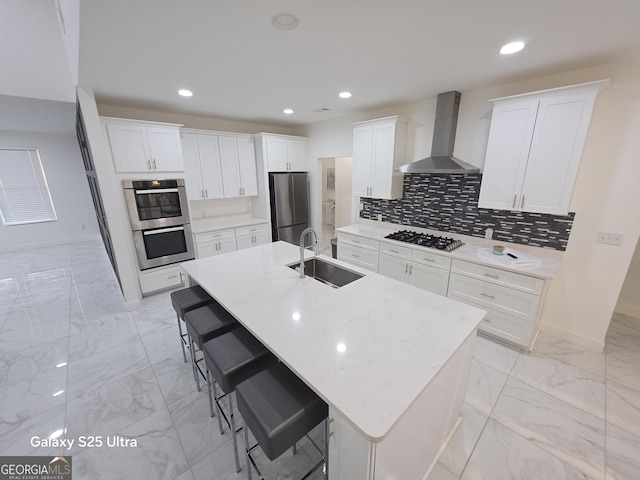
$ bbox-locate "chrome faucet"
[299,227,319,278]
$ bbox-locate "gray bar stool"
[236,362,329,480]
[184,302,239,393]
[202,329,277,473]
[170,285,214,363]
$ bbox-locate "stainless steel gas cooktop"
[384,230,464,252]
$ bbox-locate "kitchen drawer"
[139,265,185,295]
[235,223,268,238]
[447,273,540,322]
[411,249,451,270]
[338,243,379,272]
[475,306,533,348]
[379,242,412,260]
[195,228,235,245]
[337,232,379,252]
[451,259,544,295]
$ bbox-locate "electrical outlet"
[596,231,624,246]
[80,224,86,230]
[377,214,383,221]
[359,202,363,211]
[485,228,493,239]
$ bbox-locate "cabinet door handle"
[409,265,413,275]
[152,159,157,170]
[512,195,517,209]
[483,273,499,279]
[520,195,525,209]
[147,160,152,171]
[242,187,245,195]
[205,189,208,198]
[405,264,408,274]
[480,292,496,300]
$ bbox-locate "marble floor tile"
[533,331,606,377]
[167,389,230,465]
[511,350,606,419]
[607,312,640,337]
[427,462,459,480]
[67,311,139,361]
[0,339,68,384]
[461,418,596,480]
[66,337,150,400]
[492,378,605,479]
[0,365,68,434]
[464,358,509,415]
[472,334,520,375]
[0,404,66,457]
[140,323,184,366]
[605,423,640,480]
[439,402,489,476]
[605,333,640,392]
[72,407,190,480]
[605,379,640,436]
[175,469,196,480]
[151,354,197,405]
[64,366,166,455]
[130,301,176,336]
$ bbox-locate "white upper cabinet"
[352,116,407,200]
[182,130,258,200]
[255,134,308,172]
[181,133,224,201]
[478,80,608,215]
[218,135,258,197]
[103,118,184,173]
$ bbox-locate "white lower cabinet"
[138,265,185,295]
[337,233,380,272]
[378,243,450,295]
[235,223,270,250]
[195,229,237,258]
[447,259,546,349]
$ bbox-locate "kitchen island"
[180,241,485,479]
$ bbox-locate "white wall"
[0,100,99,251]
[295,59,640,350]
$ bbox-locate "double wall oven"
[123,179,195,270]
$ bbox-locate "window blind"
[0,148,57,225]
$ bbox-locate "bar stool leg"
[213,381,225,435]
[229,393,241,473]
[206,369,215,417]
[177,314,187,363]
[244,421,252,480]
[323,418,329,479]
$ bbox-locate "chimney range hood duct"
[395,91,480,174]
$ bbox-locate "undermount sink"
[288,258,364,288]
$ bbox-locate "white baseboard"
[0,234,102,254]
[538,323,605,352]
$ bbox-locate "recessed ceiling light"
[500,41,525,55]
[272,13,299,30]
[178,89,193,97]
[339,91,352,99]
[283,108,294,115]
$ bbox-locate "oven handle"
[135,188,180,194]
[143,226,185,235]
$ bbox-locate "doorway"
[318,156,352,255]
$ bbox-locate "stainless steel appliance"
[123,179,195,270]
[269,172,310,245]
[385,230,464,252]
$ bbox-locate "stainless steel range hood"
[395,91,480,174]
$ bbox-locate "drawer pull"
[483,273,499,279]
[390,249,399,254]
[484,318,492,323]
[481,293,496,300]
[168,275,178,279]
[352,254,360,258]
[423,257,435,263]
[352,239,361,244]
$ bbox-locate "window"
[0,148,57,225]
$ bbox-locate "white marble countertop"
[190,215,268,234]
[337,223,560,280]
[180,241,485,442]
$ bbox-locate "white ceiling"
[3,1,640,128]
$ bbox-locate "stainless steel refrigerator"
[269,172,310,245]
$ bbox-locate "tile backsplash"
[359,174,575,251]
